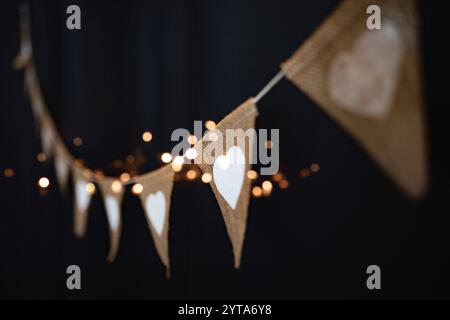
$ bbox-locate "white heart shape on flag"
[75,179,90,212]
[145,191,166,236]
[213,146,245,210]
[104,195,120,231]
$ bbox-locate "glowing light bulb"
[186,170,197,180]
[120,172,130,183]
[38,177,50,188]
[201,173,212,183]
[188,135,198,145]
[142,131,153,142]
[3,168,14,178]
[161,152,172,163]
[185,148,198,160]
[132,183,143,195]
[37,152,47,162]
[311,163,320,173]
[205,120,216,130]
[252,186,263,198]
[73,137,83,147]
[111,180,122,193]
[86,182,96,194]
[247,170,258,180]
[173,155,184,165]
[279,179,289,189]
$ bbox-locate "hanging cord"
[253,70,285,104]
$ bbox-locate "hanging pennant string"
[14,2,286,187]
[253,70,285,104]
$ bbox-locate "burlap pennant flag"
[194,98,259,268]
[73,168,93,238]
[98,178,125,263]
[54,143,71,195]
[134,165,174,275]
[282,0,428,199]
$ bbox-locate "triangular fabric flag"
[194,98,259,268]
[134,164,174,275]
[54,143,71,195]
[98,178,124,263]
[73,168,93,238]
[281,0,428,200]
[40,122,54,158]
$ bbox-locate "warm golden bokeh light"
[111,180,122,193]
[188,134,198,145]
[38,177,50,188]
[3,168,14,178]
[247,170,258,180]
[131,183,143,195]
[262,180,273,191]
[142,131,153,142]
[310,163,320,173]
[185,148,198,160]
[252,186,263,198]
[73,137,83,147]
[205,120,216,130]
[272,172,283,182]
[173,155,184,165]
[120,172,130,183]
[265,140,273,149]
[201,173,212,183]
[161,152,172,163]
[208,132,218,142]
[37,152,47,162]
[279,179,289,189]
[171,163,183,172]
[186,170,197,180]
[86,182,96,195]
[299,168,311,178]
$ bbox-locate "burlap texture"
[134,164,174,275]
[194,98,259,268]
[282,0,428,200]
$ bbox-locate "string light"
[111,180,122,193]
[205,120,216,130]
[252,186,263,198]
[185,148,198,160]
[86,182,96,195]
[262,180,273,196]
[201,173,212,183]
[247,170,258,180]
[272,172,283,182]
[94,170,105,179]
[161,152,172,163]
[37,152,47,162]
[73,137,83,147]
[172,155,184,172]
[131,183,143,195]
[120,172,130,183]
[299,168,311,178]
[186,170,197,180]
[279,179,289,189]
[265,140,273,149]
[188,134,198,145]
[38,177,50,188]
[3,168,14,178]
[142,131,153,142]
[310,163,320,173]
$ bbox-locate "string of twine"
[14,2,285,187]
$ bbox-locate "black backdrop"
[1,0,450,299]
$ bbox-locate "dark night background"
[1,0,450,299]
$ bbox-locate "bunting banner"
[135,164,174,275]
[194,99,259,268]
[12,1,431,273]
[282,0,428,200]
[98,178,125,263]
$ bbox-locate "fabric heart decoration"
[327,20,404,119]
[213,146,245,210]
[145,191,166,236]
